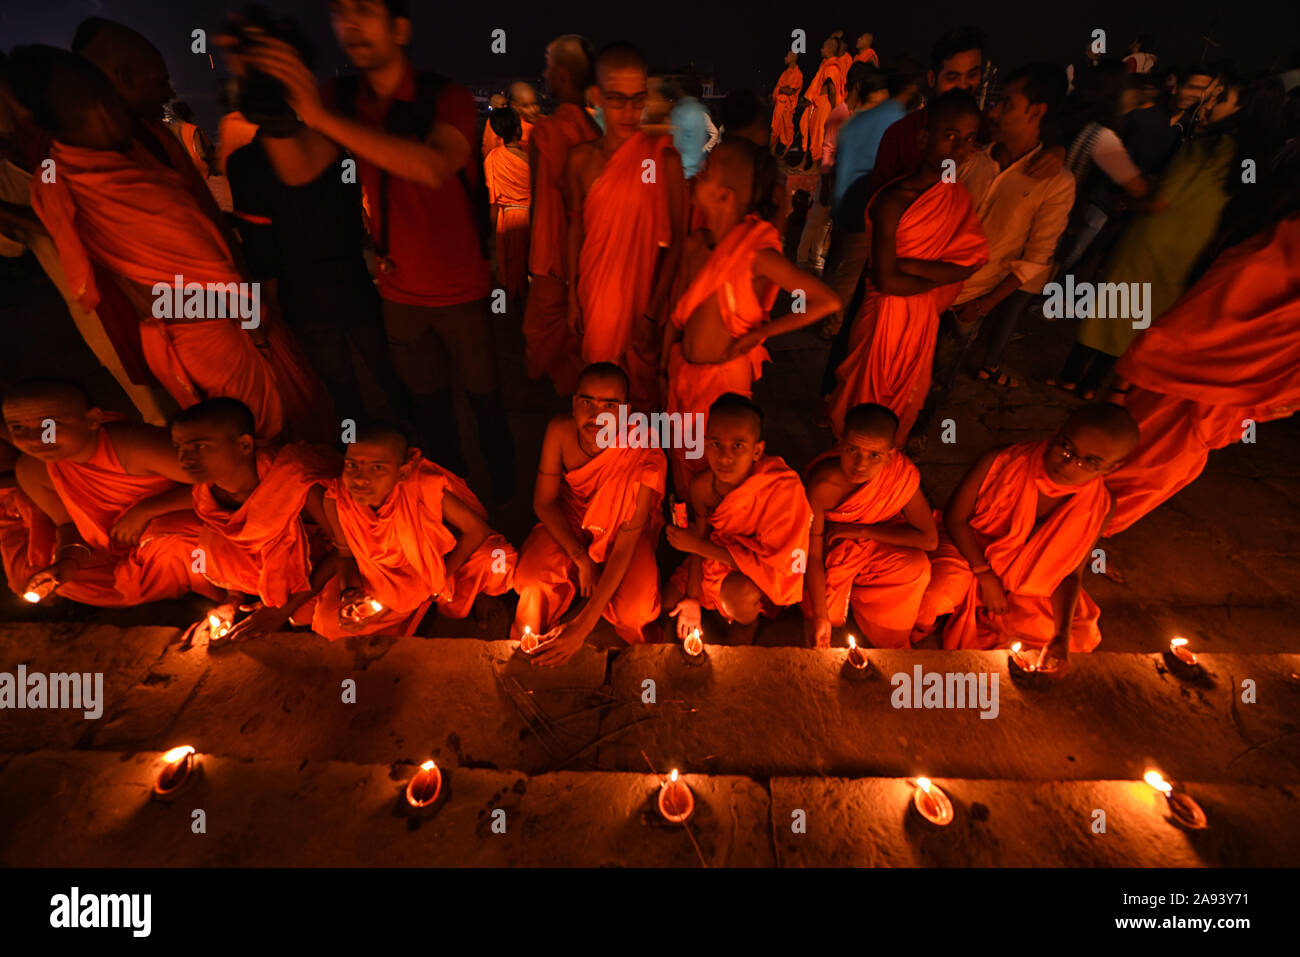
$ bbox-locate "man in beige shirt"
[908,62,1074,451]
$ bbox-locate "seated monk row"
[0,371,1139,674]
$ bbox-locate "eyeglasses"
[601,91,648,110]
[1050,433,1108,472]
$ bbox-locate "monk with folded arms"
[169,398,340,644]
[913,404,1140,671]
[312,424,515,640]
[804,403,937,649]
[666,394,812,645]
[512,363,667,666]
[662,137,840,492]
[4,379,214,606]
[567,43,685,409]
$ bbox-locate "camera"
[224,4,317,136]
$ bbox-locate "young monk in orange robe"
[666,394,812,645]
[482,94,508,155]
[804,404,937,649]
[771,52,803,152]
[797,36,845,168]
[567,43,686,410]
[523,37,601,396]
[484,110,532,305]
[828,91,989,442]
[662,138,840,493]
[1104,212,1300,534]
[512,363,667,665]
[914,404,1140,671]
[4,380,216,606]
[171,398,340,645]
[311,424,516,640]
[21,47,328,443]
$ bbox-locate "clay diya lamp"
[658,769,695,824]
[912,776,954,827]
[840,635,872,680]
[405,760,444,811]
[517,626,540,657]
[680,628,707,665]
[1144,770,1207,830]
[153,745,200,800]
[1164,636,1203,679]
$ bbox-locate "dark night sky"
[4,0,1297,131]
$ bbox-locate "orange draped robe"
[524,103,598,395]
[830,181,988,441]
[798,57,843,161]
[670,457,812,614]
[666,214,780,493]
[1105,213,1300,534]
[918,440,1110,651]
[313,457,515,639]
[30,140,330,443]
[836,53,853,103]
[484,146,532,300]
[771,66,803,149]
[0,486,54,600]
[513,445,666,644]
[801,451,931,647]
[854,49,880,67]
[192,444,340,617]
[577,131,674,409]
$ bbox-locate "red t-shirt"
[324,63,491,307]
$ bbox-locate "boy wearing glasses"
[511,364,667,665]
[912,403,1139,671]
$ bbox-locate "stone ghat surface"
[2,624,1297,785]
[1,751,1296,866]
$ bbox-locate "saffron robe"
[802,450,930,647]
[918,440,1110,651]
[798,57,844,161]
[1105,212,1300,534]
[484,145,532,299]
[771,66,804,148]
[830,180,988,441]
[666,215,780,493]
[513,444,666,644]
[313,458,516,639]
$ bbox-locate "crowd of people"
[0,2,1297,672]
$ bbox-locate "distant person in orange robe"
[666,394,812,645]
[484,109,532,308]
[567,43,686,410]
[797,35,845,170]
[524,35,601,396]
[15,46,328,445]
[4,380,216,606]
[172,398,340,646]
[482,92,508,154]
[771,51,803,155]
[512,363,667,665]
[510,81,540,148]
[804,403,937,649]
[662,138,839,492]
[914,404,1140,671]
[854,32,880,67]
[312,424,516,640]
[1103,212,1300,534]
[828,91,989,442]
[833,32,853,102]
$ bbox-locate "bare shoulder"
[544,412,578,448]
[806,458,845,505]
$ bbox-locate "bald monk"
[483,109,531,307]
[567,43,686,410]
[482,92,508,154]
[512,363,667,666]
[829,91,988,442]
[523,35,601,395]
[797,35,845,170]
[914,404,1140,671]
[312,424,515,640]
[804,403,937,648]
[662,138,840,492]
[4,379,216,606]
[1103,211,1300,534]
[854,33,880,67]
[14,46,327,444]
[666,394,812,645]
[510,81,539,148]
[771,51,803,155]
[172,398,340,644]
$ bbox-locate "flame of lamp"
[1169,637,1197,666]
[405,760,443,808]
[847,636,868,669]
[684,629,704,657]
[1009,641,1036,672]
[912,776,954,826]
[23,590,41,604]
[1144,770,1173,795]
[155,745,196,794]
[520,627,539,655]
[658,769,695,823]
[368,599,383,613]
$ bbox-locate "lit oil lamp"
[1009,641,1037,673]
[405,759,443,809]
[840,634,871,680]
[680,627,706,665]
[153,745,200,799]
[657,768,695,823]
[912,776,954,826]
[1144,769,1207,829]
[23,590,42,604]
[1168,636,1197,666]
[368,599,383,613]
[207,614,232,641]
[519,625,539,655]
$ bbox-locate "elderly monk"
[512,363,667,666]
[829,91,988,442]
[914,404,1140,672]
[567,43,686,410]
[172,398,340,645]
[483,108,531,307]
[662,137,839,492]
[771,51,803,154]
[4,379,215,606]
[804,403,937,649]
[666,394,812,645]
[312,424,515,639]
[523,35,601,395]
